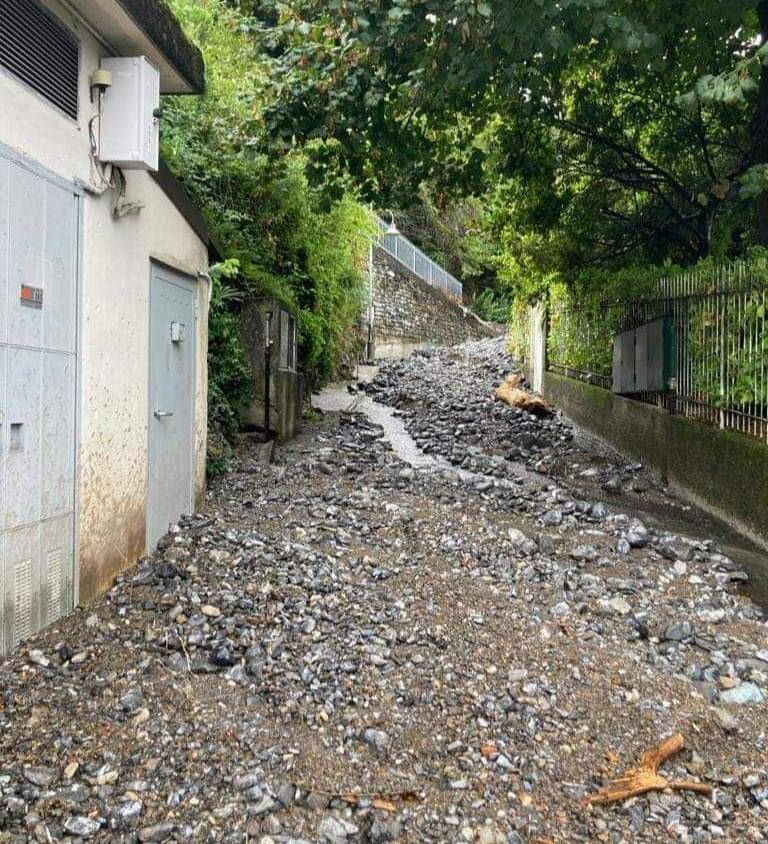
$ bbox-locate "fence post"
[530,301,548,394]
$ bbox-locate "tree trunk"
[751,2,768,245]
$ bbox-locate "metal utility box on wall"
[241,298,303,443]
[0,150,78,655]
[99,57,160,171]
[613,318,677,395]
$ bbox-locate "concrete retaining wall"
[542,371,768,548]
[367,247,497,359]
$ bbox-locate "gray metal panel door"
[0,152,78,654]
[644,319,665,392]
[613,329,637,394]
[147,264,196,551]
[635,324,649,392]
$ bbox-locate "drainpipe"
[197,271,213,310]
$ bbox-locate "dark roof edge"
[152,159,223,262]
[117,0,205,94]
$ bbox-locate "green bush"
[163,0,372,472]
[515,252,768,409]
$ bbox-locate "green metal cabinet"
[613,318,677,395]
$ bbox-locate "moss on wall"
[543,372,768,546]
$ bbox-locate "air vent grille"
[46,547,63,624]
[13,558,33,646]
[0,0,79,119]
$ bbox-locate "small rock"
[119,688,144,713]
[663,621,694,642]
[712,707,738,732]
[699,609,726,624]
[625,520,649,548]
[720,682,765,706]
[64,816,101,837]
[363,728,390,753]
[113,800,143,823]
[248,795,277,816]
[508,528,537,556]
[24,766,56,787]
[541,509,562,527]
[28,650,50,668]
[138,822,176,842]
[318,815,357,843]
[607,596,632,616]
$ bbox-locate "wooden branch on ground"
[583,733,712,806]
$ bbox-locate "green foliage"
[296,191,374,383]
[165,0,768,454]
[255,0,768,303]
[162,0,372,472]
[206,260,252,477]
[685,255,768,408]
[507,299,531,362]
[470,288,510,323]
[545,266,671,376]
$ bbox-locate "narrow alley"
[1,338,767,844]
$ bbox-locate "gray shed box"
[613,317,677,395]
[241,298,303,443]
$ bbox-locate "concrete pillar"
[530,301,547,394]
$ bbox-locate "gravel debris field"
[2,337,768,844]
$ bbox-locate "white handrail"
[373,214,463,301]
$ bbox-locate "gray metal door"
[147,263,196,551]
[0,151,79,654]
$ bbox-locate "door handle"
[154,410,174,419]
[10,423,23,451]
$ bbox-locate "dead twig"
[583,733,712,806]
[176,632,192,673]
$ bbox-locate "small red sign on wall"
[20,285,43,308]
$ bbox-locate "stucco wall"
[368,247,497,359]
[0,0,210,602]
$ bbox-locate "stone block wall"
[366,247,497,359]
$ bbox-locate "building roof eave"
[65,0,205,94]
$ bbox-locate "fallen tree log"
[582,733,712,806]
[494,374,551,416]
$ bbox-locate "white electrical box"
[99,57,160,171]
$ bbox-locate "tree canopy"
[159,0,768,466]
[242,0,768,302]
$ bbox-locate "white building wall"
[0,0,210,601]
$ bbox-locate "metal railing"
[545,261,768,442]
[373,215,463,302]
